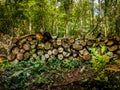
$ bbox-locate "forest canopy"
[0,0,120,37]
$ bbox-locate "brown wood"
[86,40,93,46]
[48,50,52,55]
[115,36,120,41]
[37,50,44,56]
[52,39,59,48]
[45,42,52,50]
[12,37,18,44]
[108,45,118,52]
[45,54,49,59]
[52,49,58,55]
[82,54,91,60]
[20,49,25,53]
[37,43,44,49]
[0,56,7,62]
[81,41,86,47]
[31,44,36,49]
[57,54,64,60]
[69,38,75,44]
[57,38,62,46]
[58,47,64,53]
[27,36,33,42]
[106,41,114,46]
[32,53,38,58]
[63,51,70,58]
[7,53,16,61]
[16,53,23,60]
[24,52,30,60]
[12,47,19,54]
[72,44,83,50]
[23,43,31,51]
[35,32,43,41]
[83,49,89,56]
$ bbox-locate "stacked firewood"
[7,32,120,63]
[7,32,93,63]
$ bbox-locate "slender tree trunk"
[29,18,32,34]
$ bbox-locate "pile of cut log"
[7,32,120,63]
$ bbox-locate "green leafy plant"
[90,46,111,71]
[90,46,113,82]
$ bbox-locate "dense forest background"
[1,0,120,89]
[0,0,120,37]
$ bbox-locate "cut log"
[24,52,30,60]
[106,41,114,46]
[81,41,86,47]
[12,47,19,54]
[45,54,49,59]
[52,39,59,48]
[57,54,64,60]
[79,49,84,55]
[31,44,36,49]
[52,49,58,55]
[72,44,83,50]
[58,47,64,53]
[20,49,25,53]
[82,54,91,60]
[115,36,120,41]
[63,51,70,58]
[48,50,52,55]
[12,37,18,44]
[35,32,43,41]
[23,43,31,51]
[56,39,62,46]
[69,38,75,44]
[62,43,69,49]
[86,40,93,46]
[7,53,16,61]
[73,53,78,58]
[0,56,7,62]
[32,53,38,58]
[27,36,33,42]
[45,42,52,50]
[16,53,23,60]
[37,43,44,49]
[18,38,26,48]
[83,49,89,56]
[108,45,118,52]
[37,50,44,56]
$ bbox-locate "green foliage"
[90,46,116,82]
[0,58,83,89]
[90,46,111,71]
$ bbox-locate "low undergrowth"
[0,57,84,89]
